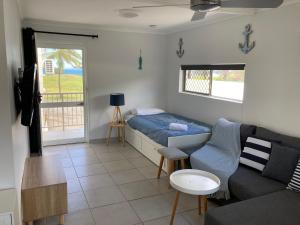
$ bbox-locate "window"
[181,64,245,102]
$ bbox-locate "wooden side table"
[106,122,125,146]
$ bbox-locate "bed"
[125,112,211,171]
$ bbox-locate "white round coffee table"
[169,169,221,225]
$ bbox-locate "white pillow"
[131,108,165,116]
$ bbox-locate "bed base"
[125,125,211,172]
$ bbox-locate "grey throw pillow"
[262,143,300,184]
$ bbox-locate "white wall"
[3,0,29,191]
[23,3,300,143]
[0,0,29,223]
[0,0,16,190]
[24,20,167,140]
[87,31,167,140]
[166,4,300,137]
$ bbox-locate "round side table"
[169,169,221,225]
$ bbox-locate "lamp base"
[107,106,125,146]
[111,106,123,124]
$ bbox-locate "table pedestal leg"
[59,215,64,225]
[106,126,112,145]
[167,160,175,189]
[122,126,125,146]
[199,196,208,214]
[198,196,202,215]
[180,159,185,169]
[157,156,165,179]
[170,191,180,225]
[205,196,208,212]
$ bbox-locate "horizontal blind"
[181,64,245,71]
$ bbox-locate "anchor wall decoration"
[239,24,256,54]
[176,38,185,58]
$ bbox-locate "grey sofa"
[204,125,300,225]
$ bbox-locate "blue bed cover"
[127,113,211,146]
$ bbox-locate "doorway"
[37,47,87,146]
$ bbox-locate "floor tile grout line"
[85,160,143,225]
[76,168,98,225]
[45,142,201,225]
[113,179,143,224]
[128,193,174,223]
[127,198,146,224]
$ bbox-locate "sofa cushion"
[240,137,272,171]
[240,124,256,149]
[263,143,300,184]
[229,165,285,200]
[287,159,300,192]
[205,190,300,225]
[255,127,281,143]
[256,127,300,150]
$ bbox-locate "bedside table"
[106,122,125,146]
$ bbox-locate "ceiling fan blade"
[221,0,284,8]
[133,3,189,8]
[191,11,207,21]
[217,8,256,15]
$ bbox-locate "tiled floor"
[39,142,217,225]
[42,128,85,143]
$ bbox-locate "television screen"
[21,64,37,126]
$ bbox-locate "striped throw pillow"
[287,159,300,192]
[240,137,272,171]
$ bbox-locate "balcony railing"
[41,92,84,130]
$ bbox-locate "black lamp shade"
[110,93,125,106]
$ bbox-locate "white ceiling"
[20,0,299,33]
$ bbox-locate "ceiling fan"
[132,0,284,21]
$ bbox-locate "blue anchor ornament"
[239,24,256,54]
[176,38,185,58]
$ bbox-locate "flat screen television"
[21,64,37,126]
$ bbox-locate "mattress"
[127,113,211,146]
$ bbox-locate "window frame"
[181,64,245,101]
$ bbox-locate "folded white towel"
[169,123,188,131]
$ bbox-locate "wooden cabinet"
[22,156,67,225]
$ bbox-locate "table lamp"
[110,93,125,124]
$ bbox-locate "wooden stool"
[106,122,125,146]
[157,147,189,180]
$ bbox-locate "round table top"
[170,169,221,195]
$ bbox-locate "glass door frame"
[36,41,89,146]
